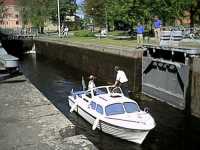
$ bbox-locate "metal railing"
[0,27,39,40]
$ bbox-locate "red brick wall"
[0,0,22,29]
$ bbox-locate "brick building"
[0,0,22,29]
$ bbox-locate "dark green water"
[20,54,200,150]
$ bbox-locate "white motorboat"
[68,85,156,144]
[0,42,19,73]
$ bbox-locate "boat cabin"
[80,86,141,116]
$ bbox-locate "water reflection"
[20,54,200,150]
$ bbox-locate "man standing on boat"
[113,66,129,97]
[88,75,96,90]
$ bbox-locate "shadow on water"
[20,54,200,150]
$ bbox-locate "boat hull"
[68,98,150,144]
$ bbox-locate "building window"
[15,14,18,18]
[16,21,19,25]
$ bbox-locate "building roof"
[3,0,16,5]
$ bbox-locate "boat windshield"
[93,87,108,96]
[105,102,140,116]
[123,102,140,113]
[105,103,125,116]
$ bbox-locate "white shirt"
[88,80,95,90]
[64,27,69,32]
[116,70,128,83]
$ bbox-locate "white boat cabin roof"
[84,86,137,107]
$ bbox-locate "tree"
[84,0,199,31]
[84,0,106,27]
[180,0,200,27]
[16,0,77,33]
[0,0,6,22]
[48,0,77,25]
[17,0,50,33]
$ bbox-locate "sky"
[76,0,84,18]
[76,0,84,5]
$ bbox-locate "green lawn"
[39,33,142,48]
[67,36,138,48]
[38,31,200,49]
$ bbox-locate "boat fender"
[92,118,100,130]
[70,101,78,113]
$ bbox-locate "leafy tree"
[48,0,77,25]
[0,0,6,21]
[180,0,200,27]
[84,0,199,31]
[16,0,77,33]
[84,0,106,27]
[17,0,50,32]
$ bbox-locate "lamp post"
[105,7,108,32]
[57,0,61,37]
[91,7,94,32]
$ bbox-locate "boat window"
[93,87,108,96]
[85,91,92,98]
[96,104,104,115]
[108,87,123,94]
[105,103,125,116]
[90,101,96,110]
[123,102,140,113]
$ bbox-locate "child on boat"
[88,75,96,90]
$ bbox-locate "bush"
[73,30,95,37]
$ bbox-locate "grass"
[68,36,138,48]
[38,30,200,50]
[39,33,140,49]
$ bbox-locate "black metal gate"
[142,56,189,109]
[142,45,199,109]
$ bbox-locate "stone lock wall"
[21,40,200,119]
[35,41,143,93]
[191,57,200,118]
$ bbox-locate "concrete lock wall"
[191,57,200,118]
[34,41,143,93]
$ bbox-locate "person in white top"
[88,75,96,90]
[113,66,129,97]
[63,26,69,38]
